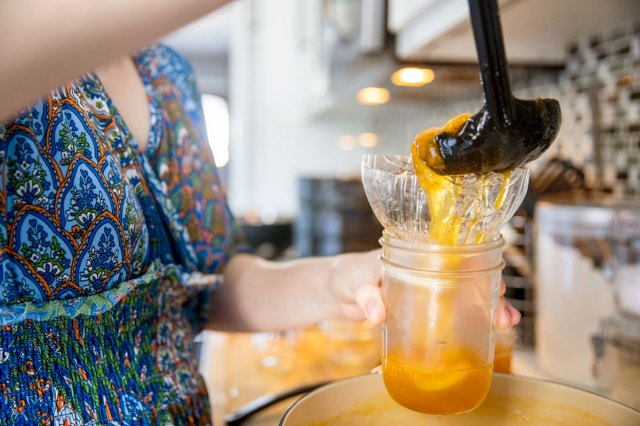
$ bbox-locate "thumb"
[354,281,386,325]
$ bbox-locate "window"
[201,94,230,168]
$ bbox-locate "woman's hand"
[327,249,521,329]
[327,250,386,325]
[210,250,520,333]
[495,278,521,328]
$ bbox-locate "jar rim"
[380,230,505,253]
[380,256,506,279]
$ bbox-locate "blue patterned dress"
[0,45,247,425]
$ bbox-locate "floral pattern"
[0,45,247,424]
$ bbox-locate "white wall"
[228,0,380,220]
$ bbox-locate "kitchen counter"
[199,325,382,425]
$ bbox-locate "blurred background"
[161,0,640,423]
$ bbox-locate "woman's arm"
[207,251,386,332]
[206,251,521,333]
[0,0,230,120]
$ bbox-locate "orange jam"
[411,113,510,245]
[383,348,493,414]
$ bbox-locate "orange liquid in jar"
[382,348,493,414]
[492,344,513,374]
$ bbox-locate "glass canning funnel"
[361,154,529,244]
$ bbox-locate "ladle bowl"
[425,0,561,176]
[434,99,561,175]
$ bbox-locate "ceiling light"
[391,67,435,87]
[358,132,379,148]
[357,87,390,105]
[338,134,356,151]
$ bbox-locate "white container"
[534,193,617,389]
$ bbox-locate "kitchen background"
[162,0,640,422]
[164,0,639,332]
[165,0,640,217]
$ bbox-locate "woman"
[0,1,520,424]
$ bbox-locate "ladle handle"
[468,0,514,128]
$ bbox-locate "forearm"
[197,248,518,333]
[207,254,341,332]
[0,0,230,120]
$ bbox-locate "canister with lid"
[610,208,640,317]
[534,192,617,389]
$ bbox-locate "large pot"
[280,373,640,425]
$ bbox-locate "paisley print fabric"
[0,45,247,424]
[140,49,244,274]
[1,263,210,425]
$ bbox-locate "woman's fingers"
[496,278,520,328]
[495,296,521,328]
[353,280,386,325]
[506,302,522,326]
[335,252,520,329]
[329,250,385,324]
[347,250,386,325]
[499,278,506,297]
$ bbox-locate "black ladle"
[428,0,561,175]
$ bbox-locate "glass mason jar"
[380,231,505,414]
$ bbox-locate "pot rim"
[279,372,640,425]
